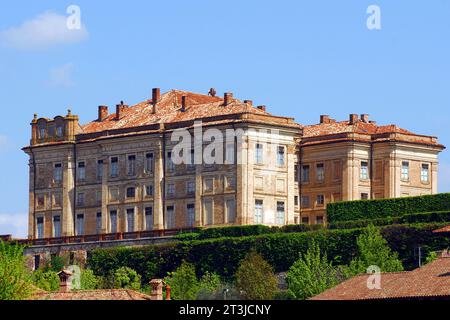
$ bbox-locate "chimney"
[165,285,171,300]
[98,106,108,121]
[224,92,233,106]
[244,100,253,106]
[320,115,331,124]
[369,120,377,125]
[181,96,187,112]
[150,279,163,300]
[257,105,266,112]
[152,88,161,114]
[57,270,73,293]
[360,114,369,123]
[349,114,359,124]
[116,101,128,120]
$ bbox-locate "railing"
[13,228,198,246]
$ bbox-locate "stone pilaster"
[153,138,164,230]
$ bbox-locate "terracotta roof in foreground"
[311,255,450,300]
[433,225,450,234]
[31,289,152,300]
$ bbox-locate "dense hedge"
[88,222,450,282]
[327,193,450,222]
[329,211,450,230]
[175,224,324,241]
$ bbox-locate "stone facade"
[22,89,444,239]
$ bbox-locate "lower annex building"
[22,88,445,239]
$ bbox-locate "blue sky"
[0,1,449,237]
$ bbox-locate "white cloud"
[47,63,75,87]
[0,11,88,50]
[0,213,28,238]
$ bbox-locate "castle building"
[22,88,445,239]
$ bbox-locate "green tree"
[196,272,221,299]
[348,224,403,275]
[235,251,278,300]
[80,269,100,290]
[112,267,141,290]
[32,270,60,292]
[0,242,33,300]
[286,241,339,300]
[164,261,199,300]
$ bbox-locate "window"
[294,166,299,182]
[302,217,309,225]
[76,214,84,236]
[316,164,324,182]
[53,216,61,237]
[126,208,135,232]
[56,126,63,137]
[301,196,310,208]
[294,196,299,206]
[110,157,119,177]
[186,181,195,195]
[109,188,119,202]
[302,165,310,183]
[77,193,85,207]
[167,184,175,197]
[226,199,236,223]
[36,217,44,239]
[37,195,45,209]
[53,193,61,207]
[54,163,62,182]
[187,204,195,227]
[255,143,263,164]
[276,201,285,225]
[39,127,46,139]
[96,190,102,205]
[316,216,324,225]
[225,143,235,164]
[145,207,153,231]
[277,146,285,166]
[145,153,154,173]
[401,161,409,181]
[361,193,369,200]
[145,184,154,197]
[97,160,103,180]
[188,149,195,169]
[204,200,213,225]
[127,155,136,176]
[204,178,213,192]
[225,176,235,189]
[166,205,175,229]
[421,164,429,183]
[110,210,118,233]
[96,212,102,234]
[254,200,263,224]
[77,162,85,181]
[34,255,40,270]
[360,161,369,180]
[126,187,136,199]
[167,152,175,172]
[316,194,325,206]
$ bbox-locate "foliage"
[197,272,221,296]
[425,251,438,265]
[112,267,141,290]
[0,242,33,300]
[32,270,60,292]
[80,269,100,290]
[329,211,450,229]
[164,261,199,300]
[347,225,403,275]
[197,282,242,300]
[44,255,66,273]
[327,193,450,222]
[235,251,279,300]
[286,241,339,300]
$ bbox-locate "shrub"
[164,261,199,300]
[0,242,33,300]
[347,225,403,275]
[112,267,141,290]
[235,251,279,300]
[80,269,100,290]
[327,193,450,222]
[286,241,339,300]
[32,270,60,292]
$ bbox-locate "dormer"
[30,109,79,145]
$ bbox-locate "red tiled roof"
[81,90,281,134]
[31,289,152,300]
[311,256,450,300]
[303,121,412,137]
[433,225,450,234]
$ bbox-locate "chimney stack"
[150,279,163,300]
[116,101,128,120]
[98,106,109,121]
[152,88,161,114]
[369,120,377,125]
[224,92,233,106]
[360,114,369,123]
[257,105,266,112]
[57,270,73,293]
[349,114,359,124]
[244,100,253,106]
[320,115,331,124]
[181,95,187,112]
